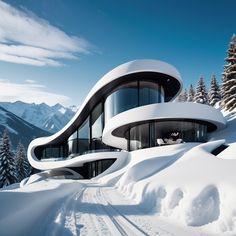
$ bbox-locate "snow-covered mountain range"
[0,106,50,149]
[0,101,77,133]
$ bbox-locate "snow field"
[0,179,81,236]
[1,110,236,235]
[106,140,236,235]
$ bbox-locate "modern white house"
[27,59,226,178]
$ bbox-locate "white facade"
[27,59,226,178]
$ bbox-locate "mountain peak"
[0,101,76,133]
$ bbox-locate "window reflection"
[128,120,208,151]
[129,123,149,151]
[139,81,162,106]
[78,117,90,155]
[105,81,138,122]
[105,80,164,122]
[91,102,107,150]
[68,130,78,155]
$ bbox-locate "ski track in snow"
[43,181,175,236]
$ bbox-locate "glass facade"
[129,123,150,150]
[37,79,166,160]
[139,81,164,106]
[36,78,210,161]
[91,103,104,150]
[35,143,68,160]
[71,159,116,179]
[105,81,139,122]
[68,130,78,155]
[105,80,164,122]
[128,120,208,151]
[78,117,90,155]
[38,102,114,160]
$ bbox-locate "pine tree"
[194,77,208,104]
[15,142,31,181]
[176,88,188,102]
[0,130,17,188]
[221,35,236,111]
[187,84,195,102]
[208,74,221,106]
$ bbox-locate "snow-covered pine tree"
[187,84,195,102]
[194,77,208,104]
[221,35,236,111]
[176,88,188,102]
[16,142,31,181]
[0,129,17,188]
[208,74,221,106]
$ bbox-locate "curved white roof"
[28,59,182,153]
[29,60,225,170]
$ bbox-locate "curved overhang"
[28,59,182,169]
[102,102,226,150]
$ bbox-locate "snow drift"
[96,110,236,235]
[1,109,236,235]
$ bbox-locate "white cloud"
[0,1,92,66]
[25,79,36,83]
[0,80,71,105]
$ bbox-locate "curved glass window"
[68,130,78,155]
[128,120,208,151]
[105,81,138,122]
[139,81,164,106]
[129,123,149,150]
[78,117,90,155]
[105,80,164,122]
[91,102,107,150]
[35,142,68,160]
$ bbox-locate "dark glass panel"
[154,121,208,146]
[159,86,165,103]
[139,81,160,106]
[83,159,116,178]
[104,80,165,123]
[68,130,78,155]
[128,120,208,151]
[78,117,90,155]
[105,81,138,122]
[129,123,150,151]
[91,103,104,150]
[38,142,68,159]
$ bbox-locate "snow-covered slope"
[0,106,50,149]
[96,111,236,235]
[1,109,236,236]
[0,101,77,133]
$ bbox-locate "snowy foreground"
[0,179,204,236]
[1,109,236,236]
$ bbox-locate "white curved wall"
[28,59,182,169]
[27,59,226,172]
[102,102,226,149]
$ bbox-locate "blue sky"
[0,0,235,106]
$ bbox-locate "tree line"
[0,129,32,188]
[176,34,236,112]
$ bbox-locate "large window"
[105,80,164,122]
[91,103,106,150]
[139,81,164,106]
[127,120,208,151]
[78,117,90,155]
[68,130,78,156]
[35,143,68,160]
[129,123,149,151]
[105,81,138,122]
